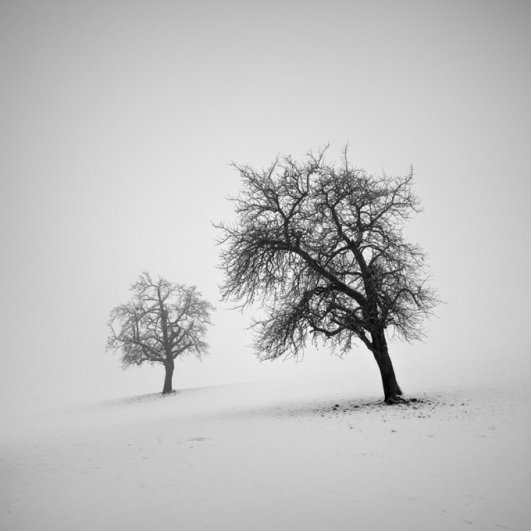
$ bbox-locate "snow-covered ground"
[2,358,529,531]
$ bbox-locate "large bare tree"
[107,273,214,394]
[217,148,437,403]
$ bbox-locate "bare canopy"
[217,148,437,403]
[107,272,214,394]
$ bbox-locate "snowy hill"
[2,372,529,531]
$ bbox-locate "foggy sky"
[1,0,530,407]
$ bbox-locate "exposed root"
[384,395,411,405]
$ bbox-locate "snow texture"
[2,366,529,531]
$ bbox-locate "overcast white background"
[1,0,530,409]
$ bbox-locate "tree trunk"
[371,328,403,403]
[162,361,174,394]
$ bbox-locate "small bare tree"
[107,272,214,394]
[217,148,437,403]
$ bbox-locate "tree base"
[384,394,410,405]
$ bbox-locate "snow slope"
[2,371,530,531]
